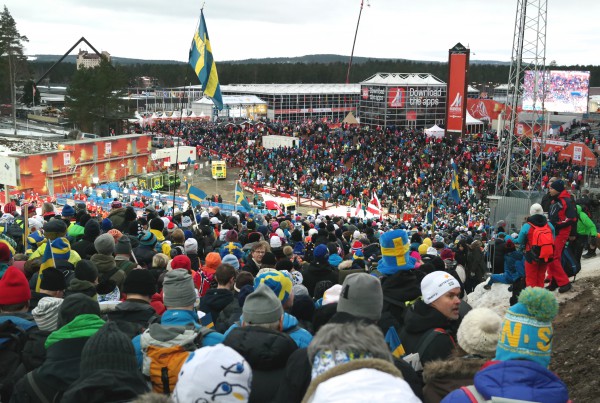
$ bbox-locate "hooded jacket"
[61,370,149,403]
[107,207,128,232]
[65,278,98,298]
[150,228,171,256]
[548,189,577,233]
[515,214,556,260]
[380,270,422,327]
[224,312,313,348]
[576,205,597,236]
[224,326,297,403]
[199,288,234,324]
[106,299,158,338]
[441,360,569,403]
[11,314,104,403]
[301,261,339,297]
[400,300,457,365]
[422,355,488,403]
[90,253,126,290]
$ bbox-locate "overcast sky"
[4,0,599,65]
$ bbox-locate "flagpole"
[234,180,238,212]
[172,80,189,212]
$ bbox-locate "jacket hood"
[282,312,299,331]
[328,254,343,267]
[381,270,422,303]
[403,300,454,334]
[45,314,104,348]
[160,309,199,328]
[90,253,116,272]
[200,289,234,312]
[224,326,297,371]
[423,356,487,384]
[150,228,165,241]
[528,214,548,227]
[473,360,569,403]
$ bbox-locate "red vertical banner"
[445,43,469,134]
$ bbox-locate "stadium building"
[220,84,360,122]
[358,73,447,128]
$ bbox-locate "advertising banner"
[388,87,405,108]
[445,44,469,133]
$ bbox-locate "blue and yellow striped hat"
[51,237,71,261]
[377,229,416,275]
[254,270,292,304]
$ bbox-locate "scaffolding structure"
[495,0,548,196]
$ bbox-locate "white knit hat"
[173,344,252,403]
[420,271,461,304]
[457,308,503,357]
[32,297,64,331]
[530,203,544,216]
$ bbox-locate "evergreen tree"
[0,6,28,104]
[65,57,128,134]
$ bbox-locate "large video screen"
[522,70,590,114]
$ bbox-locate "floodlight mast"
[495,0,547,197]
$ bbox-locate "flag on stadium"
[36,237,70,292]
[354,201,362,217]
[367,192,382,218]
[235,181,252,212]
[265,200,283,215]
[187,185,207,208]
[385,326,405,358]
[188,10,223,110]
[450,158,461,204]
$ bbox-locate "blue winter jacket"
[442,360,569,403]
[132,309,225,367]
[223,312,313,348]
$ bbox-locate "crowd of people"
[0,171,594,401]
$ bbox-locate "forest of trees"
[28,58,600,89]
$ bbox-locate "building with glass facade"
[359,73,447,129]
[221,84,360,122]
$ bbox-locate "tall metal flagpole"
[345,0,368,84]
[172,83,188,212]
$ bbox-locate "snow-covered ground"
[466,256,600,316]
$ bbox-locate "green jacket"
[577,205,597,236]
[67,223,85,241]
[45,314,105,349]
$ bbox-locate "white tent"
[425,124,445,139]
[466,111,485,133]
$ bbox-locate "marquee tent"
[425,124,444,138]
[558,142,597,166]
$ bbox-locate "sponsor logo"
[450,92,462,108]
[362,87,369,100]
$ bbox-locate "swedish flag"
[36,237,71,292]
[385,326,406,358]
[450,158,461,204]
[187,185,207,208]
[189,10,223,110]
[235,182,252,212]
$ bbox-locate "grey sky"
[4,0,599,65]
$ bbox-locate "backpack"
[0,319,37,402]
[561,244,580,279]
[526,224,554,263]
[141,324,214,394]
[402,327,455,372]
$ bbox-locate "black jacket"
[71,239,97,261]
[132,246,156,269]
[11,337,89,403]
[61,370,149,403]
[106,299,158,338]
[224,326,297,403]
[489,238,506,275]
[380,270,422,327]
[199,288,234,324]
[301,262,339,297]
[400,300,458,366]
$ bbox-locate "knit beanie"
[57,294,101,328]
[75,260,99,282]
[173,344,252,403]
[115,236,132,255]
[184,238,198,254]
[457,308,503,357]
[0,244,13,263]
[495,287,558,368]
[150,217,165,232]
[0,266,31,305]
[181,216,193,228]
[550,180,565,192]
[79,322,138,375]
[39,267,67,291]
[43,219,67,235]
[94,233,115,255]
[163,269,197,308]
[377,229,416,274]
[221,254,240,270]
[171,255,192,272]
[107,229,123,242]
[84,219,101,239]
[123,269,156,297]
[530,203,544,216]
[337,273,383,321]
[421,271,461,304]
[254,270,292,304]
[101,218,113,232]
[32,297,63,331]
[138,231,157,247]
[261,252,277,268]
[61,204,75,218]
[313,244,329,260]
[243,283,284,325]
